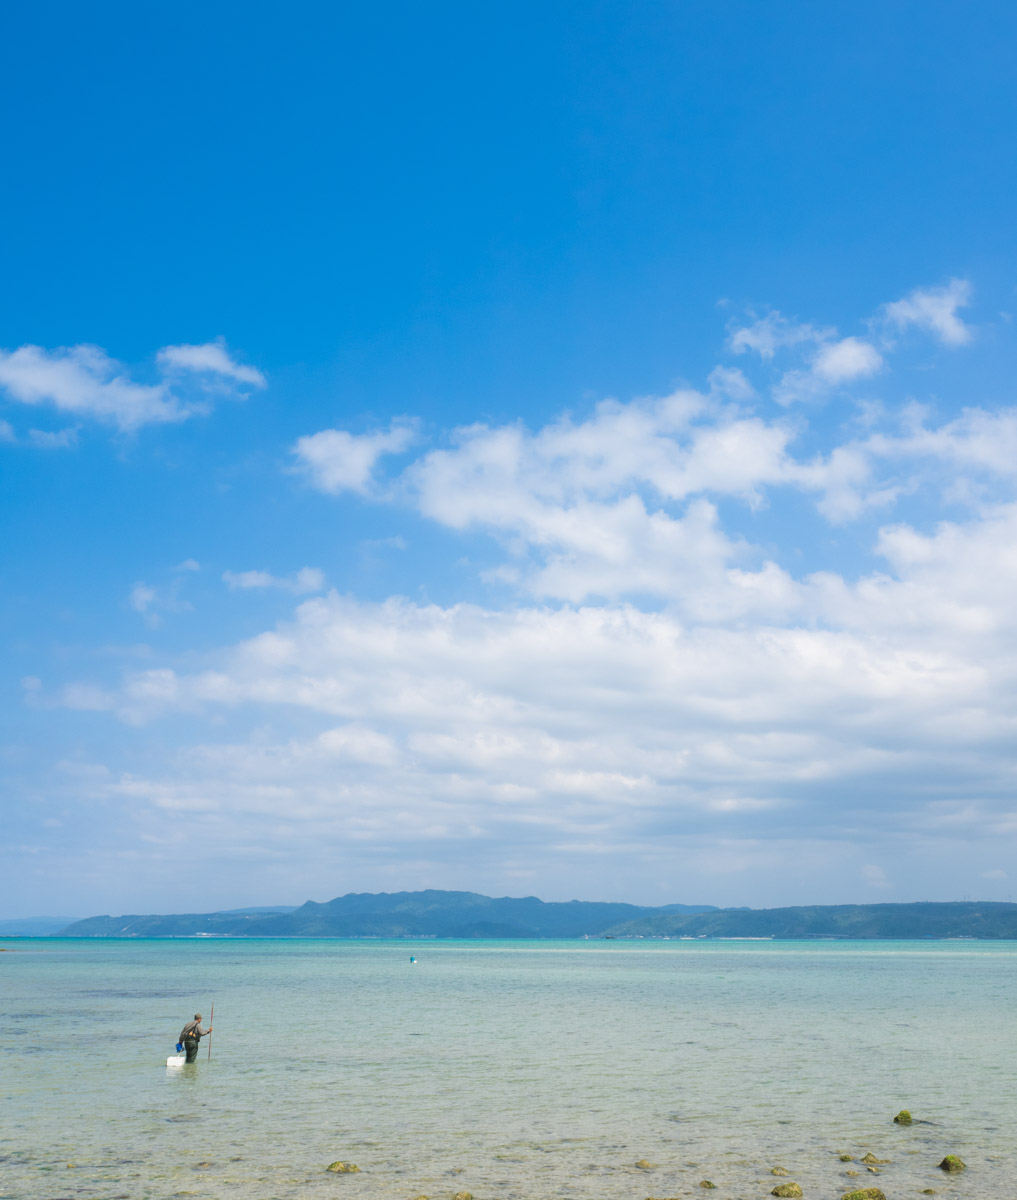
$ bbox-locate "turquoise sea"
[2,938,1014,1199]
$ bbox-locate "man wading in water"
[179,1013,213,1063]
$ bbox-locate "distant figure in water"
[179,1013,212,1062]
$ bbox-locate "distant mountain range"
[38,891,1017,939]
[56,890,715,938]
[605,900,1017,939]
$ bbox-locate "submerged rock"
[938,1155,966,1172]
[771,1166,789,1175]
[844,1170,859,1177]
[634,1159,655,1169]
[838,1155,853,1162]
[771,1183,802,1198]
[325,1162,360,1174]
[893,1109,913,1125]
[697,1182,717,1190]
[451,1192,473,1200]
[859,1153,890,1165]
[841,1190,886,1200]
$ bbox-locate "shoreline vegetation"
[23,890,1017,939]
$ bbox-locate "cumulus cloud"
[222,566,325,594]
[156,338,266,387]
[39,281,1017,902]
[882,278,973,346]
[0,338,264,431]
[63,505,1017,898]
[729,312,829,359]
[293,421,415,494]
[811,336,883,383]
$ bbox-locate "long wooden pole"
[207,1002,214,1061]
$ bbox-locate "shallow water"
[1,937,1014,1199]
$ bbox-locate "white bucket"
[166,1054,186,1067]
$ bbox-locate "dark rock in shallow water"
[771,1183,802,1198]
[451,1192,473,1200]
[938,1155,966,1172]
[634,1159,655,1169]
[325,1162,360,1174]
[697,1182,717,1189]
[860,1153,890,1164]
[893,1109,913,1125]
[771,1166,789,1176]
[841,1190,886,1200]
[838,1155,853,1162]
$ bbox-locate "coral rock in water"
[325,1162,360,1173]
[938,1155,966,1172]
[893,1109,913,1125]
[698,1182,717,1189]
[771,1183,803,1198]
[860,1153,890,1165]
[634,1160,655,1169]
[451,1192,474,1200]
[771,1166,789,1176]
[839,1155,853,1162]
[841,1190,886,1200]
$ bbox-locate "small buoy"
[166,1054,185,1067]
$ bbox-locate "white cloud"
[730,307,887,405]
[279,351,1017,599]
[0,338,264,432]
[729,312,828,359]
[35,280,1017,903]
[129,583,158,615]
[222,566,325,594]
[882,278,973,346]
[293,421,415,494]
[128,577,193,627]
[0,345,184,429]
[0,418,15,442]
[156,338,266,387]
[811,336,883,383]
[61,505,1017,897]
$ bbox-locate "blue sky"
[3,2,1017,917]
